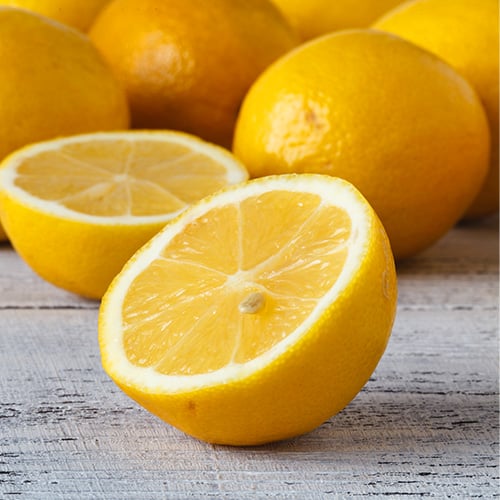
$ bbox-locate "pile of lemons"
[0,0,496,445]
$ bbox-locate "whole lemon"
[270,0,406,40]
[0,7,129,240]
[374,0,499,219]
[0,0,111,31]
[233,30,490,260]
[89,0,298,148]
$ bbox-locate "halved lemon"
[98,174,397,445]
[0,131,248,298]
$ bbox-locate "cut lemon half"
[99,174,398,445]
[0,131,248,298]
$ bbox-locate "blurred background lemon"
[90,0,298,148]
[270,0,406,40]
[0,0,111,31]
[374,0,499,219]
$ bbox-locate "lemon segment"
[99,174,397,445]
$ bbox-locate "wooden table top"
[0,216,498,499]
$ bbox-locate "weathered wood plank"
[0,306,497,496]
[0,216,498,498]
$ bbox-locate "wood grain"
[0,216,498,499]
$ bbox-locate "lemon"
[270,0,406,40]
[0,0,111,31]
[0,131,248,299]
[374,0,499,219]
[233,30,490,259]
[98,174,397,446]
[89,0,298,148]
[0,7,129,240]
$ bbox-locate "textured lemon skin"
[89,0,298,148]
[271,0,405,40]
[0,7,129,241]
[0,193,165,299]
[233,30,490,260]
[99,181,397,446]
[374,0,499,219]
[0,0,111,31]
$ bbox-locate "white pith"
[100,175,373,394]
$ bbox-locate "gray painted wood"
[0,216,498,499]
